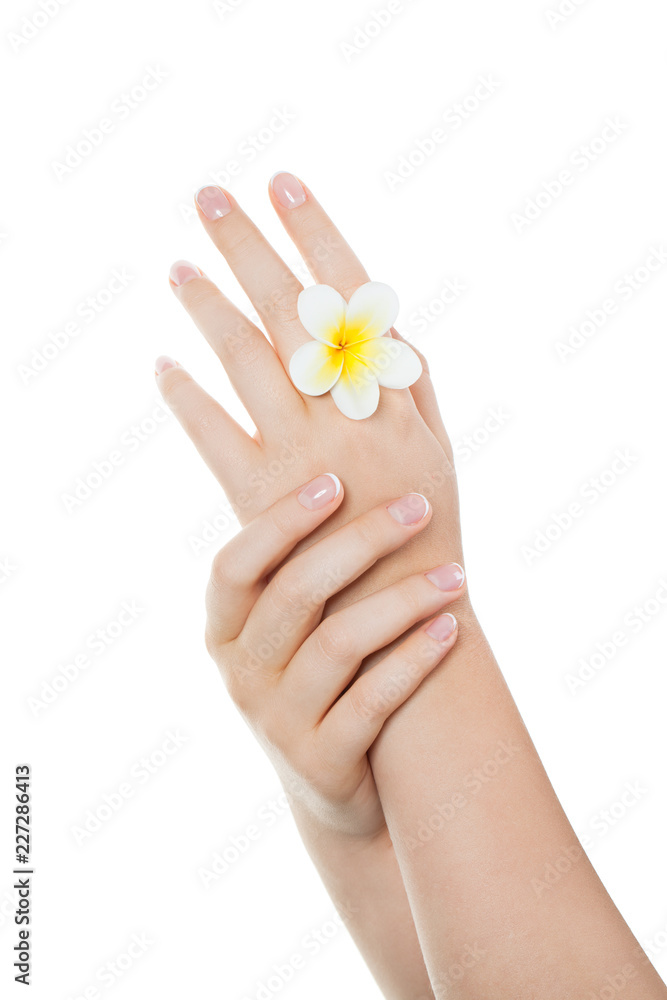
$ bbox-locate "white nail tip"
[411,493,430,518]
[325,473,342,497]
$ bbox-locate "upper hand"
[157,172,472,651]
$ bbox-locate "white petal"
[354,336,422,388]
[329,356,380,420]
[297,284,347,346]
[344,281,400,344]
[289,341,343,396]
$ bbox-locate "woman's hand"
[156,173,471,649]
[205,472,465,839]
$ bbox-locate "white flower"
[288,281,422,420]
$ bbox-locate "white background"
[2,0,667,996]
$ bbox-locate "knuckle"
[345,680,382,723]
[204,631,250,709]
[204,622,221,659]
[384,391,419,429]
[262,290,300,327]
[209,547,243,595]
[224,329,264,369]
[180,282,214,311]
[313,615,356,666]
[269,568,307,617]
[410,342,429,374]
[349,513,385,557]
[226,227,262,264]
[187,404,218,440]
[265,500,296,543]
[395,578,425,618]
[225,672,254,715]
[226,646,264,714]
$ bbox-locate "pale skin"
[199,475,462,998]
[156,173,667,999]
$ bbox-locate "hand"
[157,173,473,648]
[205,472,465,839]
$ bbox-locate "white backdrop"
[3,0,667,996]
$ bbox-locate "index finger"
[205,473,344,648]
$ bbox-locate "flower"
[288,281,422,420]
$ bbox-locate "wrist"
[286,787,390,855]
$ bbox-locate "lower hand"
[204,472,465,839]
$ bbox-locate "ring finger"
[316,612,459,772]
[280,561,466,726]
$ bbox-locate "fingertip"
[269,170,308,210]
[327,472,342,498]
[386,492,431,527]
[169,260,203,287]
[296,473,343,512]
[194,185,234,222]
[154,355,181,376]
[425,612,458,644]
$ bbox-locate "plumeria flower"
[288,281,422,420]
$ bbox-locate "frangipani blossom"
[288,281,422,420]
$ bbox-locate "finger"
[168,260,300,424]
[239,491,432,675]
[269,172,370,298]
[270,175,446,427]
[193,186,308,359]
[154,356,259,489]
[205,473,344,648]
[389,328,454,461]
[281,561,466,725]
[316,613,458,770]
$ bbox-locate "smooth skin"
[205,476,464,840]
[204,473,462,997]
[157,173,667,999]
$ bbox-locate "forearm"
[289,804,435,1000]
[369,608,666,999]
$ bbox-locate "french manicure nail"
[297,473,341,511]
[155,355,181,375]
[195,185,232,220]
[386,493,429,525]
[426,613,457,642]
[425,563,465,592]
[169,260,202,286]
[271,171,307,209]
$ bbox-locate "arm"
[158,171,666,996]
[290,818,435,999]
[196,473,465,997]
[370,617,665,998]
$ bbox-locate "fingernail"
[386,493,429,525]
[154,355,181,375]
[169,260,202,286]
[297,473,341,511]
[425,563,465,592]
[271,171,307,209]
[426,613,457,642]
[195,185,232,220]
